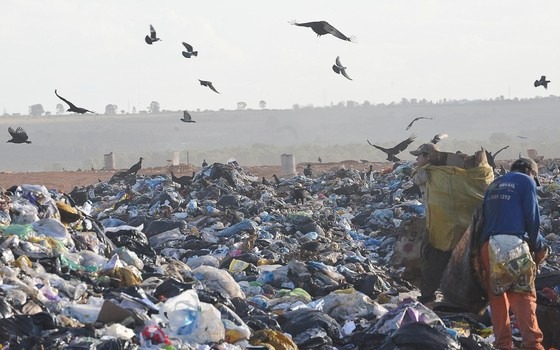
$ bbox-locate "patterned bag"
[488,234,535,295]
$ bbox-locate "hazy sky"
[2,1,559,115]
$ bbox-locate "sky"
[1,1,560,115]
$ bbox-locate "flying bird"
[199,79,220,94]
[7,127,31,144]
[54,89,95,114]
[181,42,198,58]
[492,145,510,159]
[180,110,195,123]
[145,25,161,45]
[486,145,510,169]
[431,133,448,144]
[125,157,143,176]
[332,56,352,80]
[367,136,416,162]
[406,116,433,131]
[290,20,355,42]
[517,135,528,139]
[534,75,550,89]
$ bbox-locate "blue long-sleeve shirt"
[480,171,544,252]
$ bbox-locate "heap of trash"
[0,160,559,349]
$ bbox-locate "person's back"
[479,157,547,350]
[481,171,539,249]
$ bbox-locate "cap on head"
[410,143,439,156]
[511,157,540,186]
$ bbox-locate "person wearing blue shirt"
[480,158,549,350]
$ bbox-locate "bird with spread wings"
[406,116,433,131]
[290,20,356,42]
[181,42,198,58]
[55,89,95,114]
[486,145,510,170]
[145,24,161,45]
[431,133,448,144]
[332,56,352,80]
[180,110,196,123]
[534,75,550,89]
[7,127,32,144]
[199,79,220,94]
[367,136,416,162]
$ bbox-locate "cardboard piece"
[527,148,544,163]
[96,300,133,324]
[429,149,488,169]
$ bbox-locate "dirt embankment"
[0,161,383,193]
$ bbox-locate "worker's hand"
[535,244,551,266]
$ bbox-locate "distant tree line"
[2,95,558,117]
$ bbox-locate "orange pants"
[481,241,544,350]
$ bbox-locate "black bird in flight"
[125,157,143,176]
[181,42,198,58]
[406,116,433,131]
[367,136,416,162]
[180,110,196,123]
[199,79,220,94]
[431,133,448,144]
[486,145,510,170]
[290,20,355,42]
[55,89,95,114]
[7,127,31,144]
[332,56,352,80]
[517,135,528,139]
[145,25,161,45]
[534,75,550,89]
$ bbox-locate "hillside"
[1,97,559,173]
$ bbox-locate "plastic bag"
[425,165,493,252]
[2,224,34,239]
[489,234,535,294]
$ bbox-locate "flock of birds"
[5,20,554,172]
[146,24,220,95]
[6,20,359,145]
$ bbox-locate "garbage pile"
[0,161,559,349]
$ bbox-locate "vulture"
[367,136,416,162]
